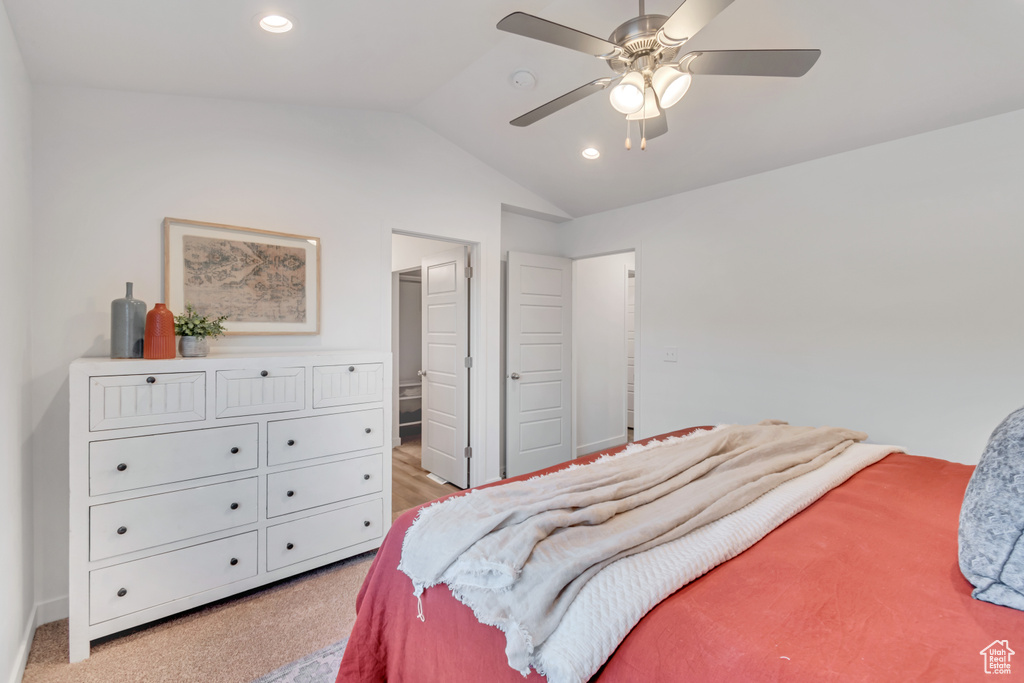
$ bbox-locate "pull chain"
[625,119,632,150]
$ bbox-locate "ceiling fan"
[497,0,820,149]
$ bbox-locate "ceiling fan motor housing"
[607,14,681,74]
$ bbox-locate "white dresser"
[68,352,391,662]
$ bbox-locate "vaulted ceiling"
[8,0,1024,217]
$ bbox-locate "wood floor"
[392,436,460,521]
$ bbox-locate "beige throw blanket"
[399,422,867,675]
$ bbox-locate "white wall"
[575,252,635,455]
[0,2,33,681]
[392,233,463,272]
[559,108,1024,465]
[500,210,564,259]
[29,85,563,615]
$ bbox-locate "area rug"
[250,638,347,683]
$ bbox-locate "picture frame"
[164,218,321,335]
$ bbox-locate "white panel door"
[506,252,572,477]
[420,247,469,487]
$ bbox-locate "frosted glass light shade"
[652,66,691,109]
[626,88,661,120]
[609,71,645,114]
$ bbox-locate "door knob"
[510,372,520,380]
[417,369,426,377]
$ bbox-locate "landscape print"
[182,234,307,324]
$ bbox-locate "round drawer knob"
[364,427,372,433]
[286,490,295,497]
[117,526,127,535]
[230,502,239,510]
[363,474,370,481]
[260,370,269,377]
[116,463,127,472]
[117,588,127,597]
[146,376,156,384]
[286,543,294,550]
[363,520,371,527]
[230,447,239,454]
[287,439,295,446]
[230,558,239,566]
[348,366,355,372]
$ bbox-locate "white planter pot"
[179,336,210,357]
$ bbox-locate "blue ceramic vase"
[110,282,146,358]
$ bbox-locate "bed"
[336,426,1023,682]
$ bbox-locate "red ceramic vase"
[143,303,177,359]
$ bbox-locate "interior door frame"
[388,230,483,486]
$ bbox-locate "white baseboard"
[575,434,627,457]
[35,595,68,626]
[7,595,69,683]
[8,606,35,683]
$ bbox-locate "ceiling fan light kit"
[497,0,821,150]
[609,70,645,114]
[651,66,691,109]
[625,87,660,121]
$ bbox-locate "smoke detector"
[510,70,537,90]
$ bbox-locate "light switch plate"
[663,346,678,362]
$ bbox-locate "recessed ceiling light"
[259,14,293,33]
[582,147,600,160]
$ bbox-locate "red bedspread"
[337,429,1024,682]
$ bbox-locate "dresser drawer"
[89,531,257,624]
[312,363,383,408]
[89,424,258,496]
[90,373,205,431]
[266,499,383,571]
[267,454,383,518]
[216,367,305,418]
[89,478,258,561]
[267,409,383,466]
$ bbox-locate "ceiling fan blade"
[642,113,668,140]
[498,12,621,57]
[683,49,821,77]
[660,0,736,45]
[511,78,614,127]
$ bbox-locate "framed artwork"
[164,218,321,335]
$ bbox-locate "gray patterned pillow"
[959,406,1024,611]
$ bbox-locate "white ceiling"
[8,0,1024,218]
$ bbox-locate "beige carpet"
[22,550,376,683]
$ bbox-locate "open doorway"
[573,251,636,456]
[627,269,635,443]
[390,234,468,519]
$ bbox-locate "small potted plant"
[174,303,228,357]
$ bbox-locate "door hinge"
[464,356,473,369]
[465,265,473,279]
[465,446,473,460]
